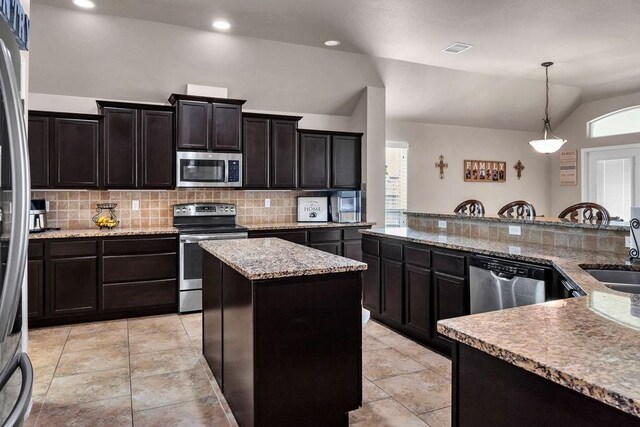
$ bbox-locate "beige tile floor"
[25,314,451,427]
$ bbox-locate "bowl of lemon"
[91,203,120,229]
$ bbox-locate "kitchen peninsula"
[200,238,367,426]
[362,211,640,425]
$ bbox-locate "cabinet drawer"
[102,236,177,255]
[102,279,177,310]
[28,242,44,259]
[250,230,307,244]
[49,240,97,257]
[103,253,176,283]
[308,229,342,242]
[381,241,403,261]
[342,228,364,240]
[432,251,466,277]
[404,246,431,268]
[362,238,380,256]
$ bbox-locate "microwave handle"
[224,160,229,184]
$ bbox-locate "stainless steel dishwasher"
[469,256,548,314]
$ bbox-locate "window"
[582,145,640,220]
[588,106,640,138]
[385,142,408,227]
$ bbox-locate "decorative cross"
[513,160,525,180]
[435,155,448,179]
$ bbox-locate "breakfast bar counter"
[200,238,367,426]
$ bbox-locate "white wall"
[386,120,549,216]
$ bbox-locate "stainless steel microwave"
[176,151,243,188]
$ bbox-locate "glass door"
[179,158,225,184]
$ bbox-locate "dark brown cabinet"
[309,242,341,255]
[298,129,362,190]
[299,131,330,189]
[242,113,302,189]
[381,259,403,324]
[52,117,100,188]
[404,264,432,340]
[343,240,363,261]
[27,259,44,318]
[27,115,50,188]
[169,94,245,153]
[98,102,174,189]
[331,134,362,189]
[432,272,465,346]
[28,235,179,328]
[362,254,380,313]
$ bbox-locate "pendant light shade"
[529,62,566,154]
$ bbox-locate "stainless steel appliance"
[29,199,46,233]
[174,203,248,312]
[469,256,547,315]
[330,191,361,223]
[176,151,242,188]
[0,17,33,425]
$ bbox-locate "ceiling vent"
[442,43,474,54]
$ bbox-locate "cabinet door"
[140,110,174,188]
[27,116,49,188]
[103,107,138,188]
[381,259,403,324]
[270,119,298,188]
[405,264,432,340]
[49,256,98,315]
[433,272,465,344]
[177,100,210,151]
[343,240,363,262]
[309,242,342,255]
[299,132,330,189]
[52,118,100,188]
[27,259,44,318]
[243,116,269,188]
[362,254,380,314]
[331,134,361,189]
[211,103,241,152]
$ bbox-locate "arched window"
[588,106,640,138]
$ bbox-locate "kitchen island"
[361,227,640,425]
[200,238,367,427]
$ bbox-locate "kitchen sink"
[585,270,640,294]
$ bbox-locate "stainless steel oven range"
[173,203,248,312]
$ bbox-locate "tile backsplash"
[32,189,327,229]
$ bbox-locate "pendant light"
[529,62,566,154]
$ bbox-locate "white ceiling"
[31,0,640,129]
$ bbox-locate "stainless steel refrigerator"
[0,10,33,427]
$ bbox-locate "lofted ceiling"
[31,0,640,129]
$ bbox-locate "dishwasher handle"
[490,270,516,281]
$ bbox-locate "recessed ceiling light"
[324,40,341,47]
[443,42,474,54]
[212,20,231,31]
[73,0,95,8]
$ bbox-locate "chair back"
[498,200,537,219]
[558,203,610,225]
[454,200,484,216]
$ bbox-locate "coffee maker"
[29,199,47,233]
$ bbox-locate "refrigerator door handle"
[0,353,33,427]
[0,39,30,342]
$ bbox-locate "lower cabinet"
[49,256,98,316]
[309,242,341,255]
[28,235,178,327]
[362,236,469,355]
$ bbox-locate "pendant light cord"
[545,65,550,122]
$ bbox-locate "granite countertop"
[407,211,629,231]
[199,237,367,280]
[240,221,375,231]
[28,227,179,240]
[363,227,640,418]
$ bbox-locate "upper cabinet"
[298,129,363,190]
[242,113,302,189]
[169,94,245,153]
[97,101,175,189]
[29,111,102,189]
